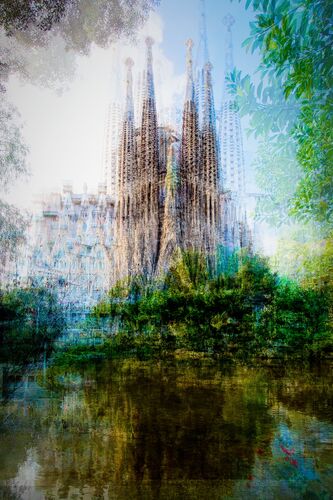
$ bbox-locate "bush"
[91,250,332,358]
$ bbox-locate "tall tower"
[193,0,220,256]
[201,60,219,254]
[102,102,121,200]
[195,0,209,127]
[133,37,161,276]
[158,140,180,273]
[179,39,201,249]
[102,49,122,201]
[220,14,245,196]
[219,14,251,254]
[115,58,137,279]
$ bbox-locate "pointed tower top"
[197,0,209,66]
[124,57,134,117]
[203,59,215,127]
[145,36,154,48]
[223,13,235,30]
[223,13,235,90]
[204,61,213,72]
[143,37,155,99]
[185,39,195,102]
[125,57,134,68]
[186,38,194,50]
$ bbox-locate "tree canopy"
[229,0,332,231]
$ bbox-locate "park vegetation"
[80,250,332,361]
[0,286,65,365]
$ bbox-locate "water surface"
[0,359,332,499]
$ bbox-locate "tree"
[230,0,332,231]
[0,0,160,90]
[0,99,28,268]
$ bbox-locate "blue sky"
[158,0,260,105]
[158,0,261,195]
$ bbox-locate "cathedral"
[3,14,251,308]
[113,16,251,281]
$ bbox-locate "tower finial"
[186,38,194,52]
[145,36,154,47]
[203,60,215,127]
[125,57,134,69]
[185,39,195,102]
[145,36,154,65]
[143,37,155,99]
[223,13,235,31]
[199,0,209,63]
[124,57,134,116]
[223,13,235,77]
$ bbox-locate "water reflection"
[1,360,333,498]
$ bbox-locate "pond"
[0,359,332,499]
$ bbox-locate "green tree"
[0,0,159,90]
[0,99,28,268]
[230,0,332,230]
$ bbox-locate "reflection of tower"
[221,14,245,196]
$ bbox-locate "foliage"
[0,0,160,90]
[229,0,332,230]
[92,251,332,358]
[258,279,331,352]
[0,99,28,190]
[0,97,29,268]
[0,286,65,364]
[0,200,27,262]
[0,97,29,264]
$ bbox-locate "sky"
[5,0,260,213]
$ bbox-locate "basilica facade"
[10,15,251,307]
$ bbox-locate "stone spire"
[223,14,235,74]
[124,57,134,119]
[185,39,195,103]
[199,0,209,65]
[203,62,216,129]
[158,141,180,273]
[179,39,201,249]
[220,15,245,195]
[140,36,159,182]
[133,36,161,276]
[102,47,121,200]
[195,0,210,126]
[115,57,137,279]
[143,36,155,100]
[201,59,219,255]
[219,15,250,256]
